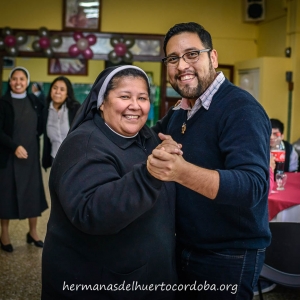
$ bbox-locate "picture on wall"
[48,58,88,76]
[62,0,101,31]
[3,57,15,69]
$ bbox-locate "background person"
[31,82,45,105]
[270,118,298,172]
[0,67,47,253]
[149,22,271,300]
[41,66,178,300]
[42,76,81,170]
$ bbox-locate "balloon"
[43,47,54,57]
[39,37,51,49]
[73,32,84,41]
[86,34,97,46]
[38,27,49,37]
[110,38,120,47]
[51,35,62,48]
[2,27,13,36]
[0,38,4,50]
[136,40,150,50]
[123,51,133,63]
[32,40,41,51]
[82,47,93,59]
[68,44,81,57]
[5,46,18,56]
[76,38,88,51]
[4,35,16,47]
[114,43,127,56]
[125,38,135,48]
[16,32,28,45]
[240,74,253,90]
[108,50,122,64]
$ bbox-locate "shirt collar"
[49,101,66,111]
[172,71,225,111]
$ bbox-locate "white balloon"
[76,38,88,51]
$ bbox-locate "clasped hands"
[147,133,184,182]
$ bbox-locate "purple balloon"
[114,43,127,56]
[4,35,16,47]
[82,47,93,59]
[73,32,84,42]
[39,37,50,49]
[86,34,97,46]
[68,44,81,57]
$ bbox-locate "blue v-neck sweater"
[166,79,271,250]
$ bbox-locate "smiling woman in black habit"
[41,65,177,300]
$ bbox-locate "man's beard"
[172,62,216,99]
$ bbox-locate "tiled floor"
[0,169,300,300]
[0,170,50,300]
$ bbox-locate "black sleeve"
[151,106,175,134]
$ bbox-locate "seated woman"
[41,66,178,300]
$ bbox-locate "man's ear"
[210,49,218,69]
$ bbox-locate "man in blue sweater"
[148,22,271,300]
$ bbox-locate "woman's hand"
[15,146,28,159]
[155,133,183,155]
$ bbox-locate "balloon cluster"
[68,32,97,59]
[136,40,160,55]
[108,37,135,64]
[0,27,28,56]
[31,27,62,57]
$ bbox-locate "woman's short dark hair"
[46,76,79,109]
[163,22,213,55]
[103,68,150,101]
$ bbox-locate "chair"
[257,222,300,300]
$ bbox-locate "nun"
[42,66,178,300]
[0,66,47,252]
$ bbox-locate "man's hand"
[147,134,186,182]
[148,133,219,199]
[147,148,184,182]
[15,146,28,159]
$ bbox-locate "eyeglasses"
[162,49,211,67]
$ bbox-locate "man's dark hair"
[163,22,213,55]
[270,118,284,134]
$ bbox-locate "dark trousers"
[175,244,265,300]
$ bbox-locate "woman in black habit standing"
[0,67,48,252]
[42,65,178,300]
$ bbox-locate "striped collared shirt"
[46,101,69,158]
[173,71,225,120]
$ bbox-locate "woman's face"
[9,70,28,94]
[51,80,68,109]
[100,76,150,137]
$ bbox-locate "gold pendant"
[181,122,186,134]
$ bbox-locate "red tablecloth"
[268,172,300,220]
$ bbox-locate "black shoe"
[0,238,13,252]
[26,233,44,248]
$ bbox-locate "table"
[268,172,300,222]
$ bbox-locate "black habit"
[0,92,47,219]
[42,66,177,300]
